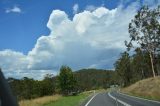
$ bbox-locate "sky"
[0,0,160,79]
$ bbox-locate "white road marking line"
[108,92,131,106]
[85,93,98,106]
[119,92,160,104]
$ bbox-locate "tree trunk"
[149,52,156,78]
[141,69,144,79]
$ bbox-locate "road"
[84,91,160,106]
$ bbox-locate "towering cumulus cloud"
[1,1,157,79]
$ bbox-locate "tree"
[58,66,77,95]
[131,48,152,80]
[114,52,133,86]
[75,69,116,90]
[125,6,160,77]
[8,75,56,100]
[132,48,144,80]
[39,74,55,96]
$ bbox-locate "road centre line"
[108,92,131,106]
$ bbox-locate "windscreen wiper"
[0,68,18,106]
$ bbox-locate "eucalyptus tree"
[125,6,160,77]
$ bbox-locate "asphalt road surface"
[85,91,160,106]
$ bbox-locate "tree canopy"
[125,5,160,77]
[58,66,77,95]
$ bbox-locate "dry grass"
[19,95,61,106]
[122,76,160,101]
[19,89,106,106]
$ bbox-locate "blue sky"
[0,0,159,79]
[0,0,121,54]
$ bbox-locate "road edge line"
[119,92,160,104]
[85,93,98,106]
[108,92,131,106]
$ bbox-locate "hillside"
[122,76,160,101]
[75,69,116,90]
[8,68,116,100]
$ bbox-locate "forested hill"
[74,69,116,90]
[8,68,117,100]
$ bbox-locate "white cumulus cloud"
[1,0,157,79]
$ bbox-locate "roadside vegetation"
[19,95,61,106]
[114,5,160,87]
[19,91,92,106]
[44,91,91,106]
[8,66,113,106]
[115,5,160,101]
[8,67,115,101]
[122,76,160,101]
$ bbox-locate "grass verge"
[19,95,61,106]
[19,90,105,106]
[122,92,160,101]
[44,92,91,106]
[122,76,160,101]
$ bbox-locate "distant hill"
[74,68,116,91]
[122,76,160,101]
[8,68,117,100]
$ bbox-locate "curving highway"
[84,91,160,106]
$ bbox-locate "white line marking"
[85,93,98,106]
[119,92,160,104]
[108,92,131,106]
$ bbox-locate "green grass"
[43,92,90,106]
